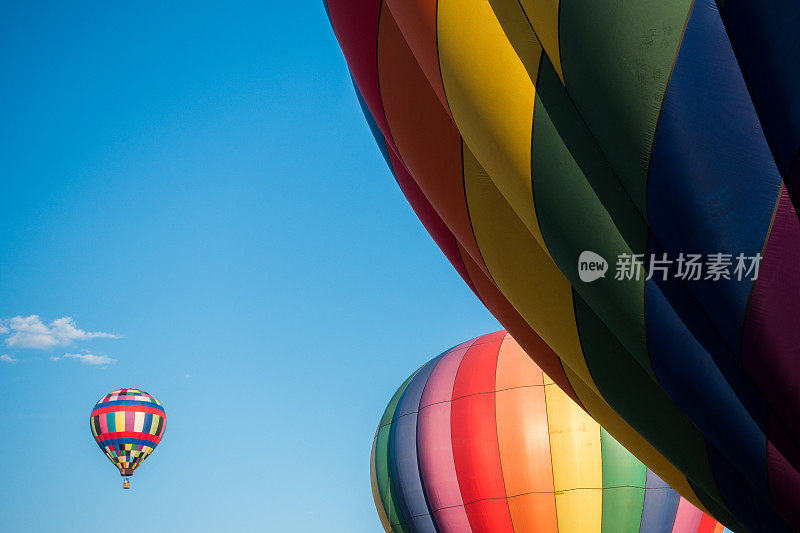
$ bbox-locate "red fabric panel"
[696,514,718,533]
[96,431,162,444]
[452,334,503,399]
[326,0,397,153]
[451,338,514,532]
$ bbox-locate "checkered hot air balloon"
[90,388,166,489]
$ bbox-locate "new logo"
[578,251,607,282]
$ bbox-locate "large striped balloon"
[327,1,800,530]
[90,388,166,478]
[372,331,730,533]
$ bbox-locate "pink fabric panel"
[417,343,471,530]
[420,340,474,408]
[433,507,474,533]
[418,404,466,511]
[671,497,703,533]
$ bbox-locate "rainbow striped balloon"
[372,331,731,532]
[90,388,166,477]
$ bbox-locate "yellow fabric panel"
[517,0,563,79]
[438,0,547,249]
[544,377,602,533]
[482,0,548,84]
[150,416,161,435]
[462,146,601,399]
[114,411,125,433]
[370,435,392,532]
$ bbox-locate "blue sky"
[0,1,499,531]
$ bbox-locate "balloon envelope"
[90,388,166,477]
[327,0,800,529]
[372,331,731,533]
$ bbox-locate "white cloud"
[0,354,17,363]
[52,353,116,366]
[2,315,119,349]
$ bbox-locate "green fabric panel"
[106,412,115,432]
[600,428,646,533]
[558,0,694,216]
[374,372,417,531]
[572,292,744,531]
[380,372,416,427]
[535,57,647,254]
[531,59,651,376]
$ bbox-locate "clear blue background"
[0,1,498,531]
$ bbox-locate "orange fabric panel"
[495,335,557,530]
[384,0,450,115]
[507,493,559,533]
[496,385,558,530]
[377,10,487,277]
[495,333,545,389]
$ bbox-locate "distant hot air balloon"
[90,388,166,489]
[327,1,800,530]
[372,331,731,533]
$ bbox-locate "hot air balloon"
[326,0,800,530]
[372,331,731,532]
[90,388,166,489]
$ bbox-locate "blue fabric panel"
[352,75,392,169]
[645,280,768,498]
[389,356,442,533]
[143,412,153,434]
[639,469,680,533]
[707,442,793,532]
[646,237,767,433]
[647,0,782,356]
[722,0,800,177]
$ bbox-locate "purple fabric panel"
[640,469,681,533]
[767,416,800,529]
[390,358,441,532]
[742,188,800,462]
